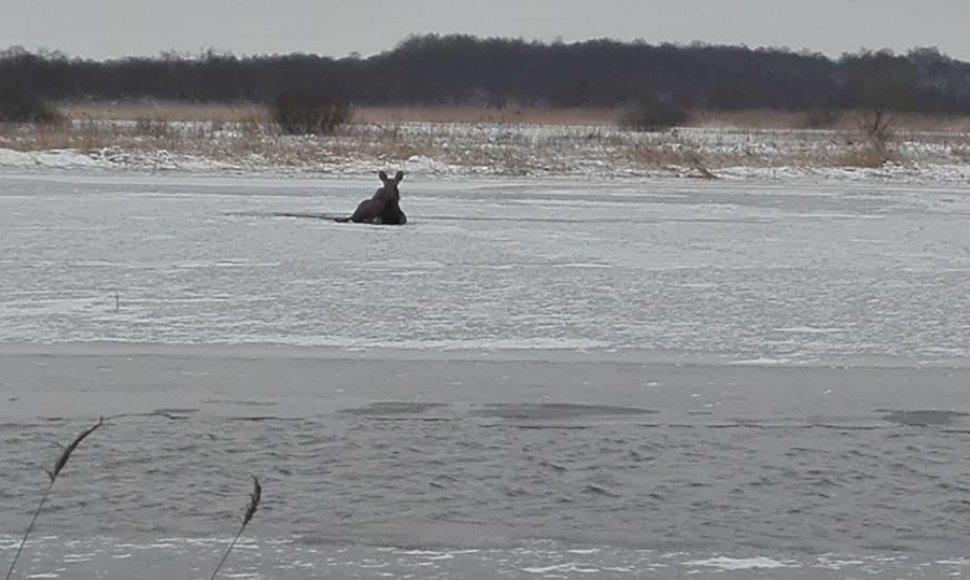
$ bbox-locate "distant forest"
[3,34,970,113]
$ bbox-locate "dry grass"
[350,106,970,133]
[351,106,622,126]
[621,125,917,172]
[834,147,898,168]
[624,143,723,176]
[58,101,970,133]
[5,100,970,174]
[780,145,897,169]
[61,101,268,124]
[694,109,970,133]
[692,110,805,129]
[62,102,619,126]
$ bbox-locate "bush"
[856,106,895,166]
[861,106,895,152]
[0,88,62,124]
[619,97,691,132]
[270,92,351,134]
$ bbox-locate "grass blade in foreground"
[208,476,262,580]
[4,417,104,580]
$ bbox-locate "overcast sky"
[3,0,969,61]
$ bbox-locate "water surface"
[2,172,970,578]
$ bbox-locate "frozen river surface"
[2,172,970,363]
[3,171,970,579]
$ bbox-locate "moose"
[335,170,407,225]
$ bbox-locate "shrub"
[0,88,63,124]
[848,105,896,167]
[270,92,351,134]
[861,106,895,152]
[836,107,897,168]
[619,97,691,132]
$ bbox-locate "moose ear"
[394,170,404,183]
[378,171,389,182]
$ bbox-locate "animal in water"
[335,170,407,225]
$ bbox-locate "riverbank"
[2,106,970,182]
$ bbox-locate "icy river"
[2,171,970,578]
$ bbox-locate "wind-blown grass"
[4,417,104,580]
[208,476,262,580]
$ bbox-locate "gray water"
[2,172,970,578]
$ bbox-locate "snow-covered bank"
[2,122,970,183]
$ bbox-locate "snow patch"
[685,556,799,570]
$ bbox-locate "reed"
[4,417,104,580]
[208,476,262,580]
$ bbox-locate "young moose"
[336,170,407,225]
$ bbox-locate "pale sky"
[3,0,969,61]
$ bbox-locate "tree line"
[2,35,969,113]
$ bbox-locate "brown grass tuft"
[835,145,899,168]
[625,143,721,177]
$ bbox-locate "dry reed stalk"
[4,417,104,580]
[208,476,262,580]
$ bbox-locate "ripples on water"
[4,401,970,578]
